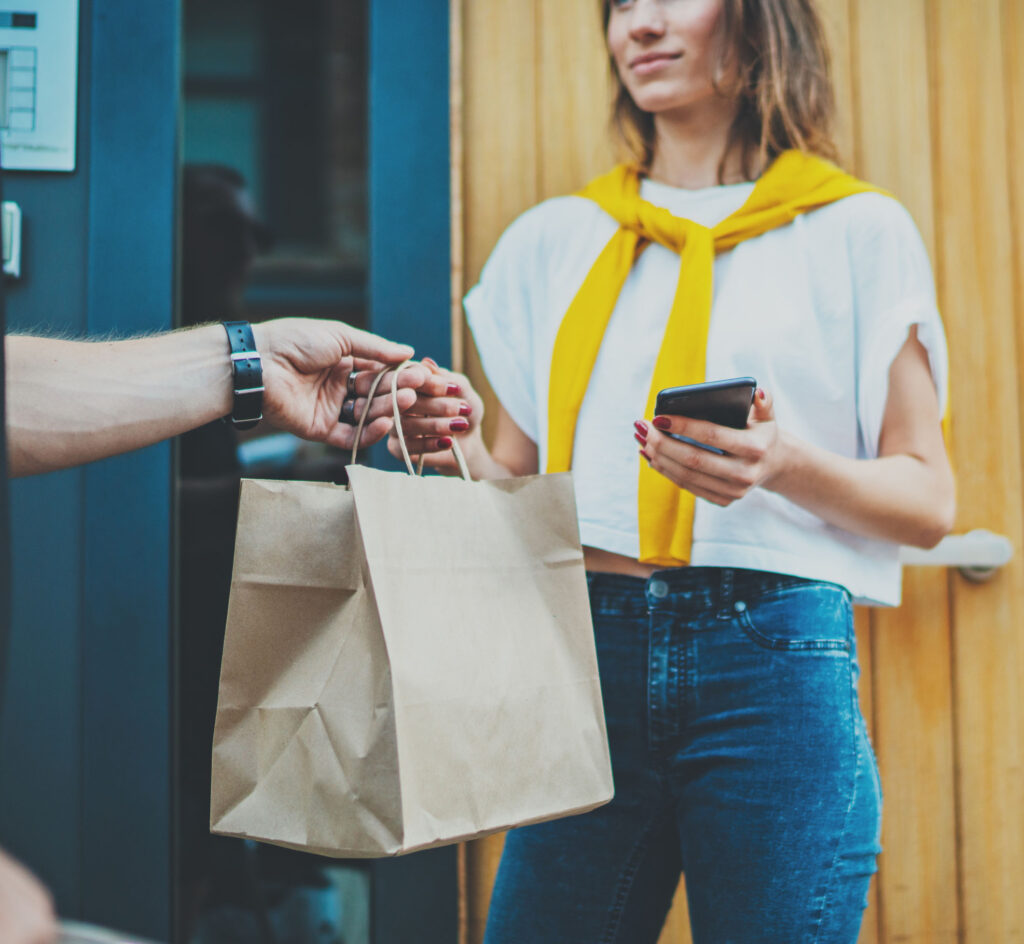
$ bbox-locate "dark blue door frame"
[0,0,179,939]
[81,0,179,935]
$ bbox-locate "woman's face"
[606,0,732,117]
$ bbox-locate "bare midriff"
[583,545,664,579]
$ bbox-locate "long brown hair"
[601,0,838,180]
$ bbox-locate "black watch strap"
[222,321,264,430]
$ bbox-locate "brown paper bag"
[210,458,613,857]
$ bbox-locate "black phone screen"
[654,377,757,429]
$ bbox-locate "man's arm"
[6,318,431,477]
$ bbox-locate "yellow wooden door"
[451,2,1024,941]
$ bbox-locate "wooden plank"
[536,0,615,199]
[459,0,540,446]
[461,0,540,281]
[465,833,506,944]
[657,880,692,944]
[1001,12,1024,937]
[851,0,935,255]
[458,1,536,937]
[820,9,883,938]
[827,5,881,935]
[816,0,857,169]
[459,7,543,935]
[452,7,468,933]
[929,1,1024,941]
[873,571,959,942]
[849,2,960,941]
[1004,0,1024,532]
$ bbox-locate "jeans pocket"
[736,582,852,651]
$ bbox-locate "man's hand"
[0,849,57,944]
[254,318,430,451]
[6,318,432,477]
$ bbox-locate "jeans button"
[734,600,747,613]
[649,579,669,600]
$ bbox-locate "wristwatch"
[222,321,264,430]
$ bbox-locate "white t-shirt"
[464,177,948,606]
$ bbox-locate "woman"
[396,0,954,940]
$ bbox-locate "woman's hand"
[635,332,955,548]
[634,388,786,506]
[388,358,486,474]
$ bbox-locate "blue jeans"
[485,568,882,944]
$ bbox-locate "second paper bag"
[210,466,613,857]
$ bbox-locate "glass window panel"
[184,0,263,80]
[183,98,263,206]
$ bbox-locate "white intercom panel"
[0,0,78,171]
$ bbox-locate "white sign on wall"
[0,0,78,172]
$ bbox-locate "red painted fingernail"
[446,383,462,397]
[634,420,649,437]
[640,449,652,461]
[450,418,470,432]
[757,388,766,401]
[437,436,453,450]
[652,416,671,430]
[634,433,647,447]
[459,402,472,416]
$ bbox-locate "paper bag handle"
[349,362,472,481]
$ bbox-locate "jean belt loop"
[718,567,734,617]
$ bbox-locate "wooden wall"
[451,2,1024,941]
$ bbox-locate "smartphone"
[654,377,757,453]
[655,376,757,427]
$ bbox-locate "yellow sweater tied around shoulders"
[545,149,885,567]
